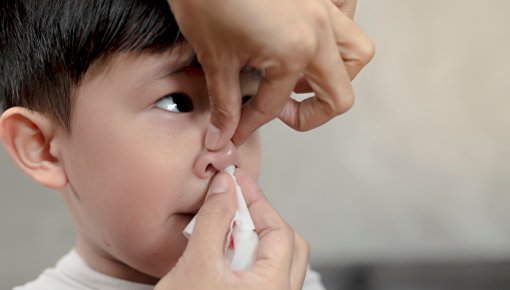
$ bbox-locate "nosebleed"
[183,165,258,270]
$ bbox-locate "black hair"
[0,0,181,129]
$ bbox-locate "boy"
[1,0,324,289]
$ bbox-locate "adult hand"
[155,170,309,290]
[168,0,375,149]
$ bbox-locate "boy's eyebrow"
[177,51,201,71]
[169,52,264,79]
[144,49,264,88]
[151,51,200,79]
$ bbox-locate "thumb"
[203,63,242,151]
[184,172,237,266]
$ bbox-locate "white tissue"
[183,165,259,270]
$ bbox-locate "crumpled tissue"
[183,165,259,270]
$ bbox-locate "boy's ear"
[0,107,67,189]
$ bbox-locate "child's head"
[1,0,261,283]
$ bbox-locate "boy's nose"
[193,141,240,178]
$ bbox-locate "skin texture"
[0,43,266,284]
[168,0,375,150]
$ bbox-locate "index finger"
[203,62,243,151]
[279,16,355,131]
[232,70,301,146]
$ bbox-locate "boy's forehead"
[85,42,262,87]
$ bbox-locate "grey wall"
[261,0,510,265]
[0,146,75,286]
[2,0,510,288]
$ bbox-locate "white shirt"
[14,250,326,290]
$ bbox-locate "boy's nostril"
[193,141,241,179]
[205,164,215,175]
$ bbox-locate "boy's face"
[55,44,261,282]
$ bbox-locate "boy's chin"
[115,240,189,283]
[127,253,183,284]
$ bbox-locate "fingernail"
[209,173,230,194]
[205,124,221,150]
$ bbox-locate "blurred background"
[2,0,510,289]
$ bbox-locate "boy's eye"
[156,93,194,113]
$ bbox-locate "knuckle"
[269,213,293,237]
[283,227,296,244]
[355,38,376,64]
[361,39,376,62]
[255,183,265,197]
[294,232,311,254]
[210,102,238,127]
[322,87,354,117]
[331,89,355,115]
